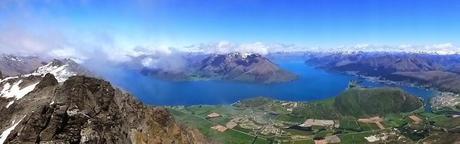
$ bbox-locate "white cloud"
[324,43,460,55]
[49,48,87,61]
[0,25,59,55]
[187,41,297,55]
[431,43,454,49]
[238,42,269,55]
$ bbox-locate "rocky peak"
[49,59,79,67]
[0,75,207,143]
[35,73,58,90]
[48,59,65,67]
[29,58,91,83]
[202,52,265,68]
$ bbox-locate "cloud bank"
[319,43,460,54]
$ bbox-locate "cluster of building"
[364,131,402,143]
[299,119,339,129]
[281,102,298,112]
[431,92,460,109]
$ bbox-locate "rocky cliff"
[0,58,207,144]
[0,74,207,144]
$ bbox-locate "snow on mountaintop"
[228,52,255,59]
[0,58,89,109]
[26,59,79,83]
[0,80,38,100]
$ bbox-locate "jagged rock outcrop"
[0,75,207,144]
[35,73,58,90]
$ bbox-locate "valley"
[169,88,459,143]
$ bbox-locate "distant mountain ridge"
[306,52,460,93]
[0,54,46,77]
[142,52,298,83]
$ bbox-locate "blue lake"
[91,57,435,109]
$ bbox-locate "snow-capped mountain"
[26,59,90,83]
[0,58,90,111]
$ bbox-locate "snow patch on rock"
[0,80,39,100]
[0,76,18,83]
[5,101,14,108]
[28,62,77,83]
[0,116,24,144]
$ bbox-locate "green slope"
[334,88,423,117]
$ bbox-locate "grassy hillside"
[288,99,340,120]
[334,88,423,117]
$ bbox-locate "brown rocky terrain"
[0,74,207,144]
[0,57,209,144]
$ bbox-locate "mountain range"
[307,52,460,93]
[0,55,46,77]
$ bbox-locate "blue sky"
[1,0,460,51]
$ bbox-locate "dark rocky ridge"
[0,75,207,143]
